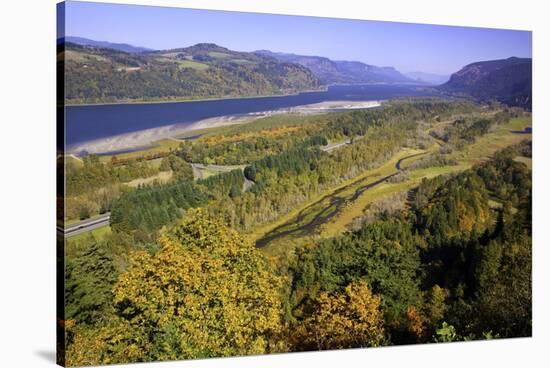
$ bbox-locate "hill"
[439,57,532,109]
[64,36,154,53]
[61,42,322,104]
[255,50,416,85]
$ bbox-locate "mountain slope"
[61,42,322,104]
[255,50,416,85]
[64,36,154,53]
[439,57,532,109]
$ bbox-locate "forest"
[60,99,532,366]
[62,42,321,104]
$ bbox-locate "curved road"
[255,151,427,248]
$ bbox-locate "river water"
[65,84,433,150]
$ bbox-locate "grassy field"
[514,156,532,169]
[449,117,531,165]
[126,170,173,187]
[319,164,466,240]
[175,60,209,70]
[253,147,425,257]
[208,51,231,59]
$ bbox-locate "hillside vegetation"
[61,99,532,365]
[62,43,322,104]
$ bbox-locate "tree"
[294,281,385,350]
[161,154,194,181]
[290,218,422,338]
[406,306,427,341]
[79,206,90,220]
[424,285,448,331]
[65,241,118,325]
[67,209,282,365]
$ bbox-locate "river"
[65,84,433,152]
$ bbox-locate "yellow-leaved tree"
[294,280,385,351]
[66,209,282,365]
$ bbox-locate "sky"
[61,1,532,75]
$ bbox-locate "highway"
[59,140,363,238]
[57,213,110,237]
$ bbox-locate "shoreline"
[67,100,384,156]
[64,86,329,107]
[63,82,426,107]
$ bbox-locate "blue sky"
[62,1,532,75]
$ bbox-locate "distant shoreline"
[64,86,329,107]
[63,83,427,107]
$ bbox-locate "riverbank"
[68,100,383,155]
[64,86,329,107]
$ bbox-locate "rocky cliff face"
[440,57,532,109]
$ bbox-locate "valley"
[62,94,533,365]
[56,5,534,365]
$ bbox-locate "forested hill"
[64,36,154,53]
[255,50,416,85]
[439,57,532,109]
[61,42,322,104]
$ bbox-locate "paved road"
[191,163,255,191]
[58,213,110,237]
[191,163,246,180]
[321,139,351,152]
[60,141,359,238]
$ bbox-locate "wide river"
[65,84,433,150]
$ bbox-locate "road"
[60,139,392,239]
[191,163,255,191]
[58,213,110,237]
[63,163,252,238]
[321,139,351,152]
[191,163,246,180]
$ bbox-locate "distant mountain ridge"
[61,37,531,108]
[64,36,154,53]
[439,57,531,109]
[255,50,417,85]
[406,71,450,85]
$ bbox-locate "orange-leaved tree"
[295,280,385,350]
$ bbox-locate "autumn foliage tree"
[294,281,385,350]
[67,209,282,365]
